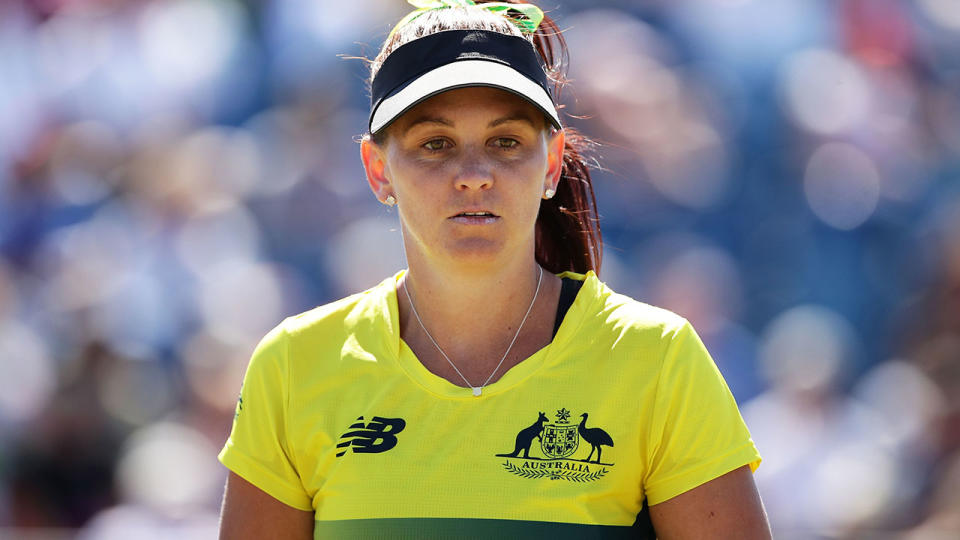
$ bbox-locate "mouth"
[449,210,499,224]
[451,211,498,218]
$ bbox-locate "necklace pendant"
[472,387,482,397]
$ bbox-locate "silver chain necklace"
[403,266,543,397]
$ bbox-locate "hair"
[369,1,602,276]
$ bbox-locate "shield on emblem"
[541,424,578,458]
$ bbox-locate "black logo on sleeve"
[496,408,614,482]
[336,416,406,457]
[234,395,243,420]
[233,385,244,420]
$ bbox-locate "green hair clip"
[389,0,545,38]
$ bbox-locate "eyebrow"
[401,116,453,136]
[488,112,539,129]
[401,111,539,136]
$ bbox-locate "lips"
[449,210,499,224]
[452,211,498,218]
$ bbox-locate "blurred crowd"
[0,0,958,538]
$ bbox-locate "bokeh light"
[780,49,871,135]
[138,0,247,93]
[918,0,960,31]
[758,305,856,393]
[0,322,54,424]
[326,216,406,294]
[197,261,286,346]
[812,444,897,530]
[116,421,221,511]
[650,243,744,334]
[803,142,881,230]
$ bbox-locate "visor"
[369,29,561,134]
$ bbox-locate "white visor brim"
[369,60,561,134]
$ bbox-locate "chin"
[443,237,508,265]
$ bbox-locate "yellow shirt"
[219,271,761,537]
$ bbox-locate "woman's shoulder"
[576,271,690,338]
[605,290,689,336]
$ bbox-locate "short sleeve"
[642,319,761,506]
[218,321,313,511]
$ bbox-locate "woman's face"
[362,86,564,271]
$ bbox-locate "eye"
[493,138,519,149]
[422,139,450,151]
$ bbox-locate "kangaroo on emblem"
[497,412,548,459]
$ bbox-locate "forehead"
[390,86,547,132]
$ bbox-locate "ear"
[360,136,393,203]
[543,128,566,194]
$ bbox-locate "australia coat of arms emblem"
[495,408,614,482]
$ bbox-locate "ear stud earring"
[384,195,396,206]
[544,188,556,199]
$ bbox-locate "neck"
[402,255,542,340]
[398,253,559,384]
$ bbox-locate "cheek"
[515,156,549,193]
[509,168,550,220]
[389,153,451,188]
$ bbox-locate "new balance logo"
[336,416,406,457]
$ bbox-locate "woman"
[218,1,770,538]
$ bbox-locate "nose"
[454,153,493,192]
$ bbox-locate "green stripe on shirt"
[314,516,653,539]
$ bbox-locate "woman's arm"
[219,471,314,540]
[649,465,771,540]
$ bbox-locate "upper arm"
[643,319,762,504]
[219,471,314,540]
[219,322,315,510]
[649,465,771,540]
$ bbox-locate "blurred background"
[0,0,958,538]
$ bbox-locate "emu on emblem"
[541,423,578,459]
